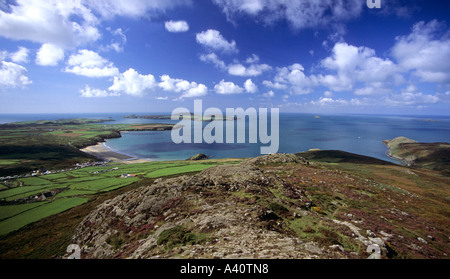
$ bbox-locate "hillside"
[70,153,449,259]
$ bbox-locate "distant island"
[124,114,237,121]
[186,153,210,161]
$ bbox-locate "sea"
[1,112,449,164]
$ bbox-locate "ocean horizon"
[1,112,449,164]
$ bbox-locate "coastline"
[80,142,151,164]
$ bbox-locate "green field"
[0,197,89,236]
[0,159,240,237]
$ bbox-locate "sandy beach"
[80,142,150,164]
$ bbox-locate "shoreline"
[80,142,151,164]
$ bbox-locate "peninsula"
[383,136,450,174]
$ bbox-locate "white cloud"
[265,63,314,95]
[212,0,364,30]
[0,51,7,62]
[392,20,450,83]
[165,20,189,33]
[310,97,365,107]
[214,79,244,94]
[65,49,119,78]
[323,91,333,97]
[0,61,32,88]
[0,0,188,49]
[10,47,29,64]
[228,62,271,77]
[244,79,258,93]
[384,86,440,106]
[158,75,208,98]
[81,71,208,99]
[262,80,287,90]
[318,42,402,93]
[100,28,127,53]
[196,29,238,54]
[263,90,275,98]
[245,54,260,64]
[181,84,208,98]
[0,0,100,48]
[84,0,190,19]
[109,68,156,96]
[199,53,227,70]
[80,85,119,98]
[36,44,64,66]
[200,53,271,77]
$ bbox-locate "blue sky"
[0,0,449,115]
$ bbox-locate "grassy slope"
[295,150,449,258]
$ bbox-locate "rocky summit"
[71,153,449,259]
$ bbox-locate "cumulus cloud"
[199,53,227,70]
[264,63,314,95]
[108,68,157,96]
[165,20,189,33]
[214,79,245,94]
[0,0,100,48]
[158,74,208,98]
[214,79,260,95]
[384,86,440,106]
[10,47,29,64]
[228,62,271,77]
[196,29,238,54]
[36,44,65,66]
[0,61,32,88]
[80,85,119,98]
[262,90,275,98]
[82,70,208,99]
[65,49,119,78]
[0,0,188,49]
[244,79,258,93]
[212,0,364,30]
[317,42,402,93]
[181,84,208,98]
[392,20,450,83]
[200,53,271,77]
[84,0,190,19]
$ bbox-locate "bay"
[1,112,449,164]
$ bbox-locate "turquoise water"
[1,113,449,163]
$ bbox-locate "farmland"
[0,159,241,237]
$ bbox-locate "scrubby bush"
[157,226,208,250]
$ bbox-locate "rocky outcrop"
[186,153,209,161]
